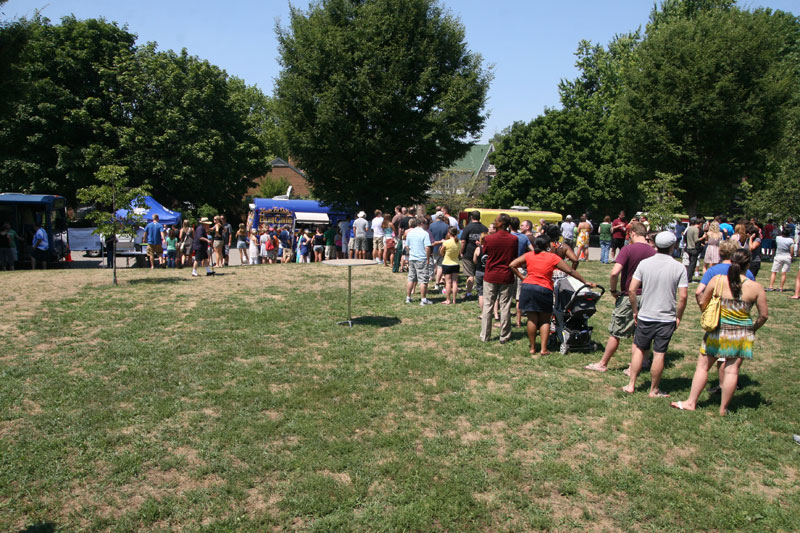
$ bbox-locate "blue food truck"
[0,193,69,266]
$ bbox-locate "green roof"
[445,144,492,176]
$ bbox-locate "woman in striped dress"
[672,250,768,415]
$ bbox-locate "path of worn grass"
[1,262,798,531]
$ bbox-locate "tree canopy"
[488,0,799,218]
[275,0,491,211]
[0,15,280,215]
[618,7,796,214]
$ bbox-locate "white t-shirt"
[633,253,689,322]
[371,217,384,236]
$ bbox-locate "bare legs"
[443,272,458,304]
[525,312,551,355]
[622,344,664,396]
[672,355,742,415]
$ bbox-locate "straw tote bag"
[701,275,724,332]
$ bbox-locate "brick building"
[248,157,311,198]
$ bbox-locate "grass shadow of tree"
[127,277,192,285]
[353,316,402,328]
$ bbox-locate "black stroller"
[548,277,605,354]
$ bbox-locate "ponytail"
[533,235,550,253]
[728,249,751,299]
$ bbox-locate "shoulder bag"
[700,275,724,332]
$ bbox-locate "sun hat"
[655,231,677,249]
[565,215,573,220]
[199,217,211,224]
[357,211,366,218]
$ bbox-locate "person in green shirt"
[599,216,613,264]
[323,225,337,260]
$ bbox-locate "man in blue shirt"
[429,213,450,290]
[404,218,433,305]
[31,221,49,270]
[719,217,734,240]
[510,216,532,327]
[144,214,165,269]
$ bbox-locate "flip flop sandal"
[671,401,687,410]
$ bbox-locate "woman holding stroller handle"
[510,235,596,356]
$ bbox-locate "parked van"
[458,206,562,230]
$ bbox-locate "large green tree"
[487,33,640,217]
[0,16,274,215]
[275,0,491,211]
[117,45,269,214]
[0,16,137,204]
[618,7,796,214]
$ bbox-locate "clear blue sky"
[5,0,798,142]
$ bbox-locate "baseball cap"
[655,231,677,248]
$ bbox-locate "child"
[165,228,178,268]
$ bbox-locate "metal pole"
[347,265,352,327]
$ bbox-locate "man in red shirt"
[480,214,519,344]
[610,210,628,262]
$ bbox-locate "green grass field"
[1,261,798,531]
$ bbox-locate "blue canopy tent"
[250,198,348,228]
[115,196,182,226]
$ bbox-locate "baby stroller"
[548,277,605,354]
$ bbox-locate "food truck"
[0,193,69,266]
[458,206,562,230]
[248,198,349,233]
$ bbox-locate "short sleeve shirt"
[353,218,369,238]
[405,227,431,261]
[633,253,689,322]
[700,264,755,285]
[441,238,460,266]
[512,231,530,257]
[461,221,488,259]
[775,236,794,256]
[523,251,562,290]
[144,222,163,245]
[324,227,337,246]
[615,242,656,294]
[483,230,519,285]
[429,220,450,254]
[192,225,207,251]
[33,228,49,250]
[612,218,627,239]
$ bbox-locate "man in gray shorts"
[352,211,369,259]
[404,218,433,305]
[585,222,654,372]
[623,231,688,397]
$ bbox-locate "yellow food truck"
[458,206,562,230]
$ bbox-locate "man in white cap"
[622,230,688,397]
[561,215,576,253]
[353,211,369,260]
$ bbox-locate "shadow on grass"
[662,350,684,370]
[730,391,771,412]
[352,316,401,328]
[19,524,56,533]
[652,376,694,393]
[127,277,192,285]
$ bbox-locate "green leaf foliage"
[275,0,492,211]
[619,7,797,214]
[0,16,278,215]
[117,45,270,215]
[485,109,636,218]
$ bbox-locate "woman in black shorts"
[510,235,595,355]
[312,227,326,263]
